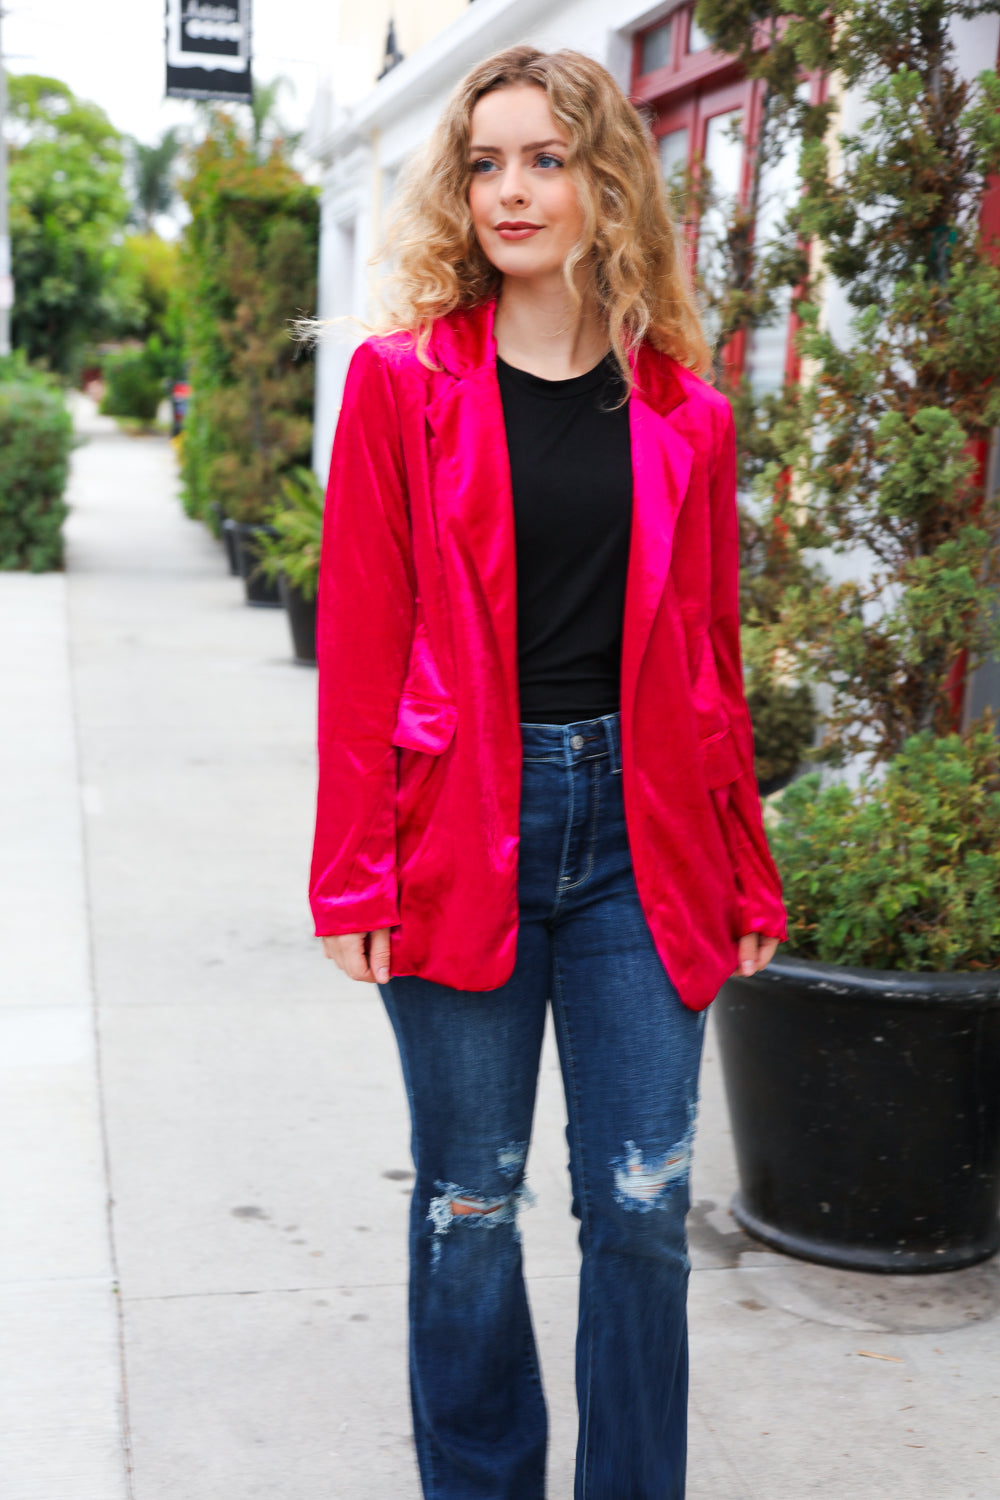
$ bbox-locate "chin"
[490,250,566,282]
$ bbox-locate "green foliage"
[772,726,1000,970]
[247,75,301,158]
[0,376,74,571]
[116,234,183,341]
[255,467,324,601]
[670,39,818,787]
[7,75,132,373]
[100,347,164,423]
[742,625,817,789]
[178,113,318,524]
[693,0,1000,971]
[128,129,184,233]
[696,0,1000,767]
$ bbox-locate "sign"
[165,0,252,103]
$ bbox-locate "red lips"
[494,221,544,241]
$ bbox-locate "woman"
[311,45,786,1500]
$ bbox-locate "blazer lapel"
[425,314,520,717]
[621,391,694,729]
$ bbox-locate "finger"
[758,936,780,970]
[737,932,759,976]
[335,934,372,982]
[322,935,358,974]
[368,927,391,985]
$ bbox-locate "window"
[635,7,824,393]
[640,19,673,76]
[687,14,712,53]
[658,127,689,179]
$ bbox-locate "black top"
[496,352,633,724]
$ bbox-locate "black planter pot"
[714,956,1000,1273]
[230,522,282,608]
[220,517,241,577]
[757,765,796,798]
[277,573,317,665]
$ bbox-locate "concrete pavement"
[2,399,998,1498]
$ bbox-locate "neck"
[493,273,608,380]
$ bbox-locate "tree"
[696,0,1000,767]
[128,127,184,233]
[664,58,818,789]
[7,75,131,372]
[117,233,182,341]
[692,0,1000,967]
[249,75,300,159]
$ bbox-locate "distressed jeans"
[380,712,707,1500]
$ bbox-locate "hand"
[322,929,392,985]
[735,932,779,978]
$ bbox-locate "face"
[467,85,586,285]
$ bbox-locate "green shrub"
[772,726,1000,972]
[747,676,816,793]
[179,116,318,524]
[256,466,323,601]
[742,621,816,792]
[100,346,164,422]
[0,379,74,571]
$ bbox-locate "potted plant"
[227,515,283,608]
[696,0,1000,1271]
[256,466,323,663]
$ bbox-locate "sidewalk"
[1,401,998,1499]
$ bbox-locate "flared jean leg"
[549,896,705,1500]
[381,928,551,1500]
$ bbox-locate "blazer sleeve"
[309,341,414,936]
[709,404,788,941]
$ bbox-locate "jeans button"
[570,734,585,750]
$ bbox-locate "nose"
[498,162,529,208]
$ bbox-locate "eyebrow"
[468,138,568,154]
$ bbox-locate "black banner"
[165,0,253,103]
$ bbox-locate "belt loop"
[603,714,621,775]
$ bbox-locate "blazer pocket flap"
[699,725,741,788]
[392,695,457,755]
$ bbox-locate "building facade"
[307,0,1000,498]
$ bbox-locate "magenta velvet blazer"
[309,300,787,1009]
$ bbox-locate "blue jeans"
[381,713,706,1500]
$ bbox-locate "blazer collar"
[426,298,690,420]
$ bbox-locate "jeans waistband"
[520,712,621,773]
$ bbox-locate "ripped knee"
[426,1143,534,1265]
[611,1126,695,1214]
[446,1194,509,1218]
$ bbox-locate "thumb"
[369,928,391,985]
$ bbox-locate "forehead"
[469,85,565,145]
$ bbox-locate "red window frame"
[633,5,824,389]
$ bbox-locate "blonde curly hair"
[379,45,710,385]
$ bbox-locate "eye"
[470,157,498,174]
[535,152,564,169]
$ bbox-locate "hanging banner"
[165,0,253,103]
